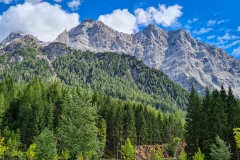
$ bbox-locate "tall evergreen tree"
[185,87,201,158]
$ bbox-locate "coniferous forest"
[0,77,184,159]
[0,47,240,159]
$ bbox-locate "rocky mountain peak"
[0,30,26,49]
[54,29,69,45]
[0,19,234,97]
[81,18,95,24]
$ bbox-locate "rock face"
[0,31,26,49]
[54,19,240,96]
[1,19,240,97]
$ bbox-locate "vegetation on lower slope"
[0,78,184,159]
[0,47,189,113]
[185,86,240,160]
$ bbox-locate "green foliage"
[193,148,205,160]
[25,143,36,160]
[234,128,240,149]
[185,86,240,160]
[0,78,185,159]
[53,51,189,113]
[185,87,201,158]
[178,148,187,160]
[60,148,71,160]
[34,128,58,160]
[57,91,99,159]
[98,118,107,157]
[150,145,164,160]
[164,137,181,157]
[3,128,22,158]
[209,135,231,160]
[121,138,135,160]
[0,138,7,158]
[0,47,190,114]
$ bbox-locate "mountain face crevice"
[1,19,240,97]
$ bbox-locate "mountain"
[0,34,189,113]
[1,19,240,97]
[54,19,240,97]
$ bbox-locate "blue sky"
[0,0,240,57]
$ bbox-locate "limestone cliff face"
[54,19,240,96]
[2,19,240,96]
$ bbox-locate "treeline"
[0,78,184,159]
[53,51,189,113]
[0,47,189,113]
[185,86,240,159]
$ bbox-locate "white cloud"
[238,26,240,31]
[224,40,240,49]
[67,0,81,11]
[207,19,225,26]
[217,20,225,24]
[54,0,62,2]
[192,28,213,35]
[207,20,216,26]
[217,33,231,43]
[232,47,240,56]
[207,35,215,39]
[25,0,42,5]
[98,9,138,34]
[217,33,240,44]
[187,18,198,24]
[0,2,80,42]
[134,4,183,27]
[0,0,11,4]
[98,4,182,34]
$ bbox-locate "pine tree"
[123,104,137,145]
[193,148,205,160]
[34,128,57,160]
[57,91,99,159]
[210,135,231,160]
[185,87,202,158]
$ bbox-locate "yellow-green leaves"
[25,143,36,160]
[0,138,8,157]
[233,128,240,149]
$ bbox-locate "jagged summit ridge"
[53,19,240,96]
[1,19,240,97]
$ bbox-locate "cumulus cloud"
[232,47,240,56]
[0,0,11,4]
[98,4,182,34]
[0,2,80,42]
[134,4,183,27]
[98,9,138,34]
[238,26,240,31]
[192,28,213,35]
[187,18,198,24]
[25,0,42,4]
[207,35,215,39]
[67,0,81,11]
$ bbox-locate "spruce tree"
[185,87,201,158]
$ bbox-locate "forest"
[0,48,189,114]
[0,77,184,159]
[0,47,240,159]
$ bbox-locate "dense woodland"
[0,47,240,159]
[0,48,189,114]
[0,78,184,159]
[185,86,240,160]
